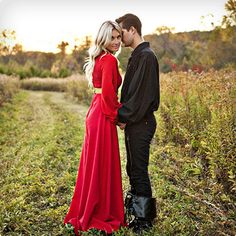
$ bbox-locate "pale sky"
[0,0,227,53]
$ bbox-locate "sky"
[0,0,228,53]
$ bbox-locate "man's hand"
[117,122,126,130]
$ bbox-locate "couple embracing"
[64,13,160,236]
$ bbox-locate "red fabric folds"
[64,52,125,235]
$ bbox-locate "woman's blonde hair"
[84,21,122,86]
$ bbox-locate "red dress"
[64,52,125,235]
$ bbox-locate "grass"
[0,68,236,235]
[0,91,84,235]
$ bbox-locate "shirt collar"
[131,42,150,58]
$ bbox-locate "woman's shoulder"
[100,52,117,63]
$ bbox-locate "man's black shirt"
[118,42,160,124]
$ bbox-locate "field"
[0,69,235,236]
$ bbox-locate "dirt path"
[27,90,88,119]
[25,90,126,154]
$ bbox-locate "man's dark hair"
[115,13,142,36]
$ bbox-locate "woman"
[64,21,125,235]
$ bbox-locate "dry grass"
[0,74,20,106]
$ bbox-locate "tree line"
[0,0,235,78]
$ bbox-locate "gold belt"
[93,88,102,94]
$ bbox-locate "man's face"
[120,23,134,47]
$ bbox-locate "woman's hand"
[117,122,126,130]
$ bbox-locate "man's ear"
[130,26,136,34]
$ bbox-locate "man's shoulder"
[139,48,158,62]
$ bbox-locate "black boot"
[124,190,135,222]
[127,195,156,235]
[129,218,153,235]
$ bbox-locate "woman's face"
[106,29,121,53]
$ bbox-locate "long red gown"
[64,52,125,235]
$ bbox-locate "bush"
[0,75,20,106]
[20,77,68,92]
[65,74,93,105]
[152,69,236,233]
[158,69,236,191]
[20,74,93,105]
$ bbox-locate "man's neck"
[131,36,144,49]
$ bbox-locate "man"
[116,13,160,234]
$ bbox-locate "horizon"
[8,27,222,55]
[0,0,227,53]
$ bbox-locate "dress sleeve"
[100,54,122,124]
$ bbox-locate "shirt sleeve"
[118,52,160,124]
[100,54,122,124]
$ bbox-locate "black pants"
[125,114,156,198]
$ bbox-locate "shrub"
[0,75,20,106]
[156,68,236,202]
